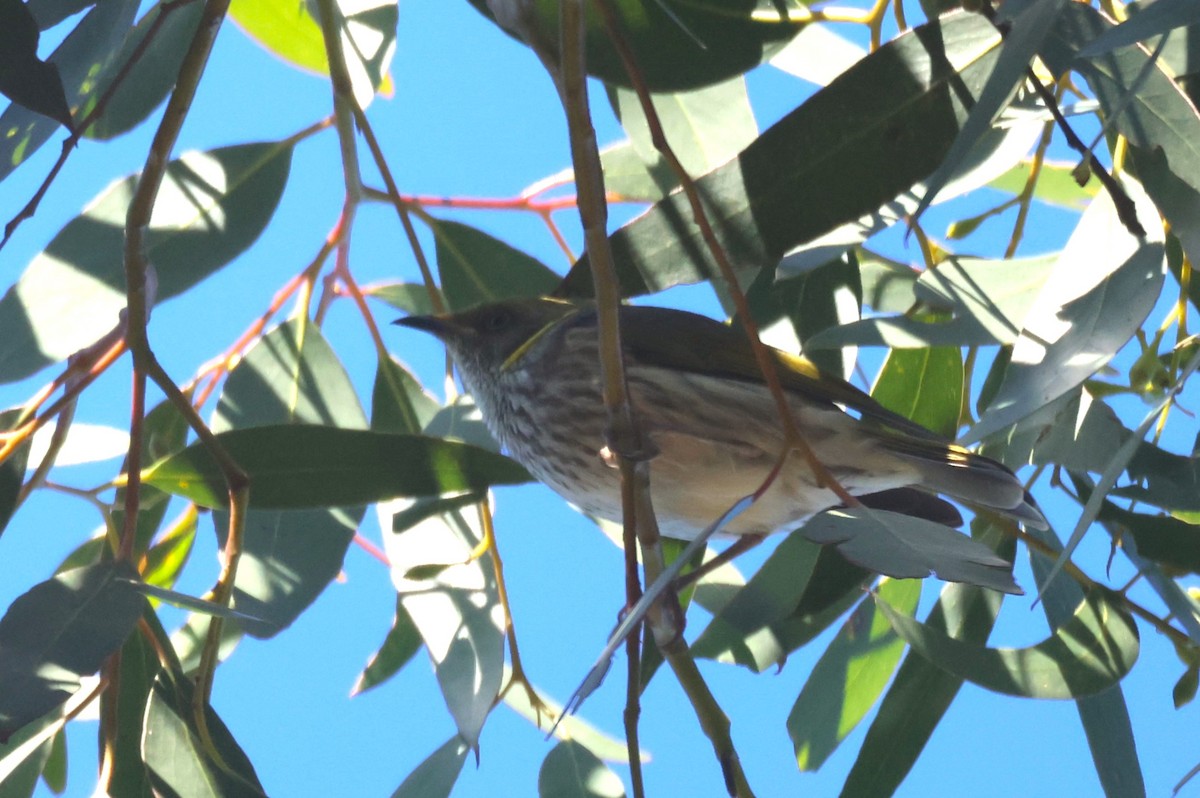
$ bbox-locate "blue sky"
[1,1,1195,796]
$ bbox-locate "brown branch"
[591,0,859,514]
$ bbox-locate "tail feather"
[881,437,1048,529]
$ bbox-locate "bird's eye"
[485,309,512,331]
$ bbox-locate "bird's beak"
[393,314,456,340]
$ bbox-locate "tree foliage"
[0,0,1199,796]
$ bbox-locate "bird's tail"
[880,435,1048,529]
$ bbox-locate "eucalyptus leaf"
[0,141,294,383]
[1077,0,1200,57]
[964,182,1165,444]
[466,0,802,92]
[209,320,366,637]
[0,0,72,128]
[144,426,530,510]
[433,219,559,311]
[390,736,468,798]
[142,669,266,797]
[352,597,422,696]
[0,409,31,537]
[538,741,626,798]
[82,0,204,140]
[382,496,504,751]
[0,0,136,182]
[230,0,397,108]
[807,254,1057,350]
[560,12,1015,297]
[610,74,757,182]
[789,578,920,772]
[878,588,1138,699]
[691,530,822,671]
[842,569,1006,796]
[803,508,1022,595]
[0,562,144,740]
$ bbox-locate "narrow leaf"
[383,496,504,750]
[352,597,421,696]
[964,182,1165,443]
[803,508,1022,595]
[432,219,559,311]
[538,741,626,798]
[230,0,398,108]
[788,578,920,771]
[83,0,205,140]
[878,589,1138,699]
[0,409,31,537]
[209,320,364,637]
[390,736,468,798]
[559,13,1011,297]
[0,0,136,182]
[691,530,822,671]
[0,562,144,740]
[0,0,73,128]
[144,426,530,509]
[142,670,266,797]
[0,141,294,383]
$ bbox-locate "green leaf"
[559,12,1012,298]
[1077,0,1200,57]
[842,572,1005,796]
[230,0,398,108]
[738,252,861,378]
[1026,519,1146,797]
[0,706,63,798]
[964,182,1165,444]
[858,252,920,313]
[208,320,365,637]
[538,741,626,798]
[988,159,1098,210]
[103,608,162,798]
[383,495,504,750]
[83,0,205,140]
[810,254,1057,350]
[25,0,97,30]
[141,669,266,797]
[0,140,294,383]
[871,338,963,438]
[390,736,468,798]
[0,0,73,128]
[789,578,920,772]
[610,74,757,183]
[879,588,1138,699]
[0,0,136,182]
[366,281,443,316]
[0,561,144,740]
[803,508,1022,595]
[910,0,1068,225]
[0,409,31,538]
[372,354,440,435]
[351,597,421,696]
[145,426,530,509]
[1043,3,1200,267]
[769,23,866,86]
[432,219,560,311]
[467,0,801,92]
[1096,501,1200,574]
[691,530,822,671]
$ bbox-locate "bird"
[395,297,1044,589]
